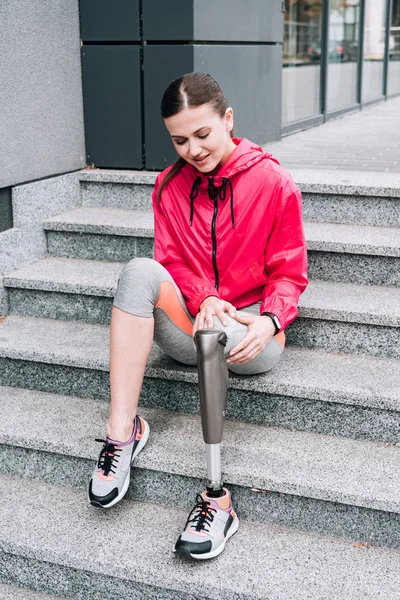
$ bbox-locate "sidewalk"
[265,97,400,173]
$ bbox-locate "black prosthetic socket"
[206,487,225,498]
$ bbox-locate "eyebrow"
[171,126,211,139]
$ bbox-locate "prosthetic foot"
[174,329,239,560]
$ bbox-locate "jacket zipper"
[209,179,220,290]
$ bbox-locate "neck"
[207,138,237,176]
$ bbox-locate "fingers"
[215,302,237,325]
[233,312,255,324]
[194,301,237,336]
[226,302,237,318]
[228,332,253,358]
[204,307,216,329]
[227,338,263,364]
[193,306,217,334]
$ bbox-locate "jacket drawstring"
[189,176,201,226]
[190,176,234,228]
[222,177,234,228]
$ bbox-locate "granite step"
[78,168,400,226]
[44,207,154,263]
[289,169,400,227]
[0,315,399,444]
[1,474,400,600]
[4,257,400,358]
[0,583,66,600]
[2,385,400,546]
[44,207,400,287]
[305,221,400,287]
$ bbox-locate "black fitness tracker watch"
[261,312,281,335]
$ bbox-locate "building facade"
[0,0,399,228]
[283,0,400,134]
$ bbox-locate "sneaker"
[174,488,239,560]
[88,415,149,508]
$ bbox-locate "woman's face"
[164,103,236,173]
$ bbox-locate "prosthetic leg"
[174,328,239,559]
[194,328,228,496]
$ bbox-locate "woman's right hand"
[193,296,237,336]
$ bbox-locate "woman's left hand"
[227,314,276,364]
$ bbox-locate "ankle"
[107,416,137,443]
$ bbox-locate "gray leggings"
[113,258,284,375]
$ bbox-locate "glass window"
[282,0,323,125]
[388,0,400,96]
[327,0,360,112]
[362,0,386,103]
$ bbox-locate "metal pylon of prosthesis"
[194,329,228,494]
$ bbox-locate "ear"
[225,107,234,132]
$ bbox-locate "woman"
[88,72,308,560]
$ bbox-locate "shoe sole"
[175,517,240,561]
[89,418,150,509]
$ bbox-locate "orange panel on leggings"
[155,281,193,335]
[274,331,286,349]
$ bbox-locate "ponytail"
[156,157,186,204]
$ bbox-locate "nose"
[188,139,203,158]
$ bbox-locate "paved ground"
[266,96,400,173]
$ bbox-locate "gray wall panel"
[143,46,194,170]
[80,0,140,42]
[193,0,284,42]
[81,45,142,169]
[194,45,282,144]
[143,0,283,42]
[0,0,85,189]
[143,0,194,41]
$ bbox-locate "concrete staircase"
[0,169,399,599]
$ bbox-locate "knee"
[119,257,157,281]
[117,258,164,291]
[114,258,167,314]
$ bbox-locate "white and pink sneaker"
[174,488,239,560]
[88,415,149,508]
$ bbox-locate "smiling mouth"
[193,154,210,163]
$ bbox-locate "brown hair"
[157,72,231,202]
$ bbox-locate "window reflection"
[282,0,397,128]
[327,0,360,112]
[388,0,400,95]
[282,1,323,125]
[362,0,386,102]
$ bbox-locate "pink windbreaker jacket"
[152,138,308,330]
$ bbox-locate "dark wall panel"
[143,0,194,41]
[80,0,140,41]
[193,0,284,42]
[143,45,194,170]
[81,45,142,168]
[194,44,282,144]
[0,188,13,233]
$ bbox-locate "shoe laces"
[95,439,122,476]
[188,494,217,533]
